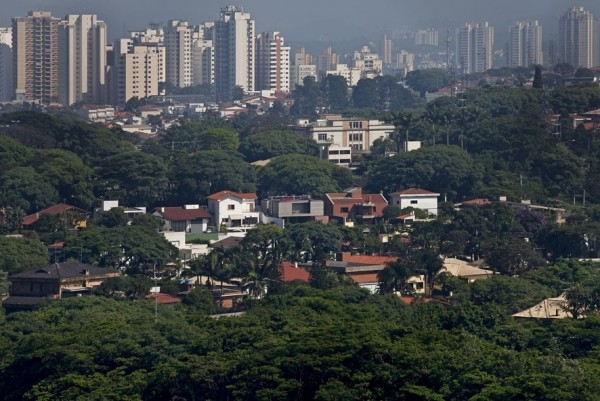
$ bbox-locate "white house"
[389,188,440,215]
[153,205,212,233]
[206,190,259,230]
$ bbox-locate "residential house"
[327,252,424,294]
[206,190,259,231]
[22,203,88,228]
[281,261,310,282]
[94,200,146,219]
[3,262,119,310]
[153,205,211,233]
[512,294,574,319]
[439,257,493,282]
[261,195,328,226]
[389,188,440,216]
[324,187,388,225]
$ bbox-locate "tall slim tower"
[381,34,392,64]
[256,32,290,94]
[164,20,194,88]
[456,22,494,74]
[508,20,543,68]
[0,27,13,101]
[214,5,255,102]
[59,14,107,105]
[12,11,60,103]
[558,6,594,68]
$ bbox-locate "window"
[349,133,363,142]
[410,200,418,205]
[341,207,349,213]
[318,133,328,141]
[228,204,235,210]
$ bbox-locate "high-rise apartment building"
[12,11,60,103]
[415,29,439,46]
[256,32,290,93]
[558,6,594,68]
[508,20,543,68]
[594,18,600,67]
[214,5,255,102]
[191,22,214,87]
[291,47,316,86]
[0,27,13,101]
[353,46,383,79]
[381,34,392,64]
[456,22,494,74]
[317,47,339,79]
[58,14,107,105]
[164,20,194,88]
[396,50,414,74]
[109,39,162,105]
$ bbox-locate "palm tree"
[378,259,416,295]
[416,249,444,296]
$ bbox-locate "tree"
[285,221,342,266]
[532,65,543,89]
[0,167,59,213]
[239,130,319,162]
[257,154,352,198]
[164,120,239,152]
[182,286,216,314]
[482,237,545,275]
[321,75,348,112]
[0,236,49,274]
[95,276,152,299]
[290,76,320,117]
[405,68,450,96]
[97,151,169,207]
[99,208,129,228]
[414,249,444,296]
[378,258,415,294]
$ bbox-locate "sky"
[1,0,599,44]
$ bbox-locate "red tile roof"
[281,262,310,282]
[146,293,182,304]
[154,206,212,221]
[347,272,379,284]
[391,188,439,196]
[23,203,88,226]
[338,253,397,265]
[207,190,257,201]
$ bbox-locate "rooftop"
[207,190,257,202]
[154,206,212,221]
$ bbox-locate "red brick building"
[324,187,388,224]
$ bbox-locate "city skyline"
[1,0,599,42]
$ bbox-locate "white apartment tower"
[256,32,290,93]
[353,46,383,79]
[292,47,316,86]
[381,34,392,64]
[191,22,214,86]
[508,20,543,68]
[558,7,594,68]
[58,15,107,105]
[0,27,13,101]
[415,29,439,46]
[214,5,255,102]
[456,22,494,74]
[164,20,194,88]
[110,40,162,105]
[12,11,61,103]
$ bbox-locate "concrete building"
[0,27,13,101]
[214,5,255,102]
[317,47,339,79]
[558,6,594,68]
[508,20,543,68]
[291,47,317,86]
[389,188,440,216]
[352,46,383,79]
[260,195,327,225]
[325,64,361,86]
[164,20,194,88]
[153,205,212,233]
[12,11,61,103]
[381,34,393,64]
[255,32,290,94]
[110,40,162,105]
[456,22,494,74]
[320,144,352,168]
[396,50,414,74]
[58,14,107,105]
[291,114,395,153]
[191,24,214,86]
[415,28,439,46]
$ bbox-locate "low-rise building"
[22,203,88,228]
[261,195,328,225]
[3,262,119,310]
[389,188,440,216]
[153,205,212,233]
[206,190,259,230]
[324,187,388,224]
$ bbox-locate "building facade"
[214,5,255,102]
[456,22,494,74]
[13,11,61,103]
[164,20,194,88]
[255,31,290,94]
[508,20,543,68]
[0,27,12,101]
[558,6,594,68]
[58,14,107,105]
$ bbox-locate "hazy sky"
[1,0,599,43]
